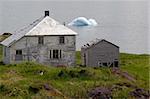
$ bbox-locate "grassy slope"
[0,49,149,98]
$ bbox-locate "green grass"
[0,48,149,98]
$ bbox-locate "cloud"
[68,17,98,27]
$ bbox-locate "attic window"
[59,36,65,44]
[38,36,44,44]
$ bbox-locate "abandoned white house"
[81,39,119,67]
[1,11,77,66]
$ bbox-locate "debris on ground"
[130,88,150,99]
[57,69,92,78]
[28,86,41,94]
[58,70,66,77]
[111,67,136,82]
[88,87,112,99]
[114,82,137,89]
[34,70,45,75]
[43,83,68,99]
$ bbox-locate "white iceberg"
[68,17,98,27]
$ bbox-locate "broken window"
[114,61,119,67]
[38,36,44,44]
[102,62,107,66]
[59,36,65,44]
[16,50,22,55]
[15,50,23,61]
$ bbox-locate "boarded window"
[38,36,44,44]
[59,36,65,44]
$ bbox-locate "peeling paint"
[4,36,76,66]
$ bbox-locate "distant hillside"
[0,47,149,98]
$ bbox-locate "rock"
[43,83,52,91]
[88,87,112,99]
[28,86,40,94]
[58,70,65,77]
[130,88,150,99]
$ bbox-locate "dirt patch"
[57,69,92,78]
[43,83,68,99]
[88,82,150,99]
[111,67,136,82]
[113,82,137,89]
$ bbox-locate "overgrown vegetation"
[0,49,149,98]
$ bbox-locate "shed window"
[15,50,23,61]
[59,36,65,44]
[38,36,44,44]
[16,50,22,55]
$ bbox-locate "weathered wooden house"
[81,39,119,67]
[1,11,77,66]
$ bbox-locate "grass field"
[0,47,149,98]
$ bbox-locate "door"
[114,61,118,67]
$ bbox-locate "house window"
[52,49,62,59]
[38,36,44,44]
[15,50,23,61]
[59,50,61,58]
[53,50,59,59]
[59,36,65,44]
[50,50,52,59]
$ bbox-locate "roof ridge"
[1,15,77,47]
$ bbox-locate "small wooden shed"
[81,39,119,67]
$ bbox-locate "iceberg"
[68,17,98,27]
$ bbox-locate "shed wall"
[82,41,119,67]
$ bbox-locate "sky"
[0,0,149,53]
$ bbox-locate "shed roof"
[1,16,77,47]
[81,39,119,50]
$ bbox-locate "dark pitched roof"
[81,39,119,50]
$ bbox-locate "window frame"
[59,36,65,44]
[38,36,44,45]
[53,49,59,59]
[16,50,22,55]
[51,49,62,59]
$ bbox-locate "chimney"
[45,11,49,17]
